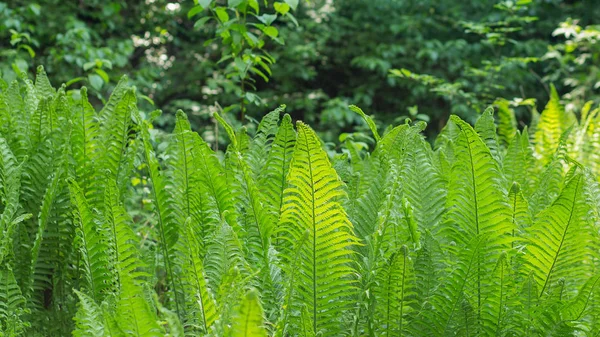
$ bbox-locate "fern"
[138,112,185,319]
[68,180,112,302]
[525,168,593,298]
[72,290,107,337]
[533,84,577,166]
[5,66,600,337]
[279,121,359,335]
[229,289,268,337]
[0,267,27,336]
[373,245,415,336]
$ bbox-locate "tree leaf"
[274,2,290,15]
[215,7,230,23]
[187,5,205,19]
[87,74,104,90]
[262,26,278,38]
[284,0,298,10]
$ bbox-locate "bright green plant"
[188,0,301,121]
[2,67,600,336]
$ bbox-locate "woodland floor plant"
[2,67,600,336]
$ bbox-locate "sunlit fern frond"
[444,116,513,250]
[533,84,577,166]
[279,121,359,335]
[247,105,284,179]
[228,288,268,337]
[260,113,296,217]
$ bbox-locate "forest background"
[1,0,599,142]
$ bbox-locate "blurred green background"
[1,0,599,142]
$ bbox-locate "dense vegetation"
[1,0,599,140]
[1,66,600,336]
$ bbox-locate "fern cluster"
[2,68,600,336]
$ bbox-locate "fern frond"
[177,217,219,334]
[480,252,516,336]
[247,105,284,178]
[443,115,514,331]
[402,134,446,235]
[138,113,185,319]
[279,121,359,335]
[421,235,487,336]
[349,105,381,142]
[373,245,416,336]
[529,130,570,215]
[72,290,108,337]
[444,115,513,249]
[0,267,27,335]
[215,112,280,313]
[260,113,296,217]
[475,107,502,165]
[68,180,112,302]
[70,87,100,196]
[533,84,577,166]
[229,289,268,337]
[0,135,24,261]
[115,281,165,337]
[495,98,517,147]
[503,127,536,195]
[3,81,28,160]
[98,88,137,187]
[98,76,129,126]
[508,182,532,236]
[34,66,55,100]
[191,132,236,224]
[104,180,147,286]
[29,168,63,303]
[524,168,593,298]
[168,111,218,253]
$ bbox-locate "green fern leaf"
[443,115,514,331]
[503,127,535,195]
[260,113,296,216]
[68,180,112,302]
[0,268,27,335]
[34,66,55,100]
[475,107,502,165]
[70,87,100,195]
[279,121,359,335]
[72,290,108,337]
[229,289,268,337]
[0,136,25,265]
[349,105,381,142]
[495,98,518,147]
[168,111,218,253]
[525,169,593,298]
[373,245,416,336]
[534,84,577,166]
[444,115,513,249]
[138,113,185,319]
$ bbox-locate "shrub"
[2,67,600,336]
